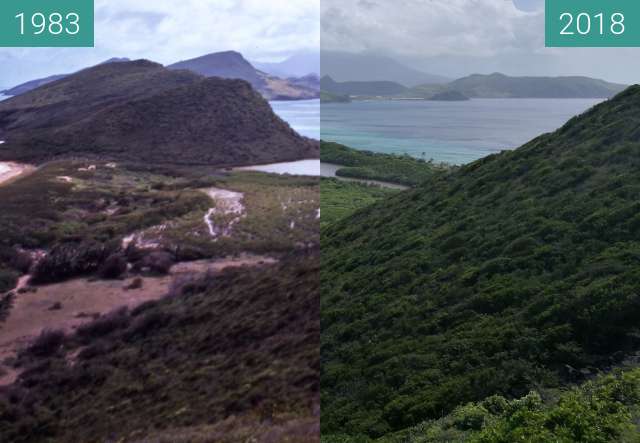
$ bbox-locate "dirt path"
[0,162,35,186]
[0,254,276,386]
[202,187,246,240]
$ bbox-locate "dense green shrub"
[31,241,111,284]
[320,141,447,186]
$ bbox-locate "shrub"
[139,251,174,275]
[48,302,62,311]
[98,253,128,279]
[0,268,19,294]
[77,342,110,360]
[26,329,65,357]
[31,241,110,284]
[125,277,143,290]
[130,299,157,317]
[76,307,130,341]
[125,311,171,338]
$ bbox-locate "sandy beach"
[0,162,34,186]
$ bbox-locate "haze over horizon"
[321,0,640,85]
[0,0,319,88]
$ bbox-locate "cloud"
[513,0,544,12]
[322,0,543,57]
[321,0,640,84]
[0,0,319,87]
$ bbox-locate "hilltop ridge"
[0,60,318,166]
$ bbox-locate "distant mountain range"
[0,60,318,166]
[321,51,450,87]
[321,72,627,100]
[2,52,319,102]
[253,51,319,78]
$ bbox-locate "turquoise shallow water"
[321,98,603,165]
[271,99,319,140]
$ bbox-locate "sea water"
[271,99,320,140]
[321,98,604,165]
[240,99,320,176]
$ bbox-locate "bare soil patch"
[0,254,274,385]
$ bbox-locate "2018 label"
[546,0,640,47]
[559,12,625,36]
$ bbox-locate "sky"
[321,0,640,84]
[0,0,319,88]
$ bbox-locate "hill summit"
[168,51,319,100]
[0,60,318,166]
[169,51,265,90]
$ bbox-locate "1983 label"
[0,0,93,47]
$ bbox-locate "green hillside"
[321,179,398,228]
[321,85,640,439]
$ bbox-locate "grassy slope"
[320,141,443,186]
[0,161,208,292]
[321,85,640,438]
[321,178,397,228]
[0,251,319,443]
[0,162,319,300]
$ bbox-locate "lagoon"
[321,162,408,190]
[235,159,320,175]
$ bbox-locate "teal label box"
[546,0,640,47]
[0,0,94,47]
